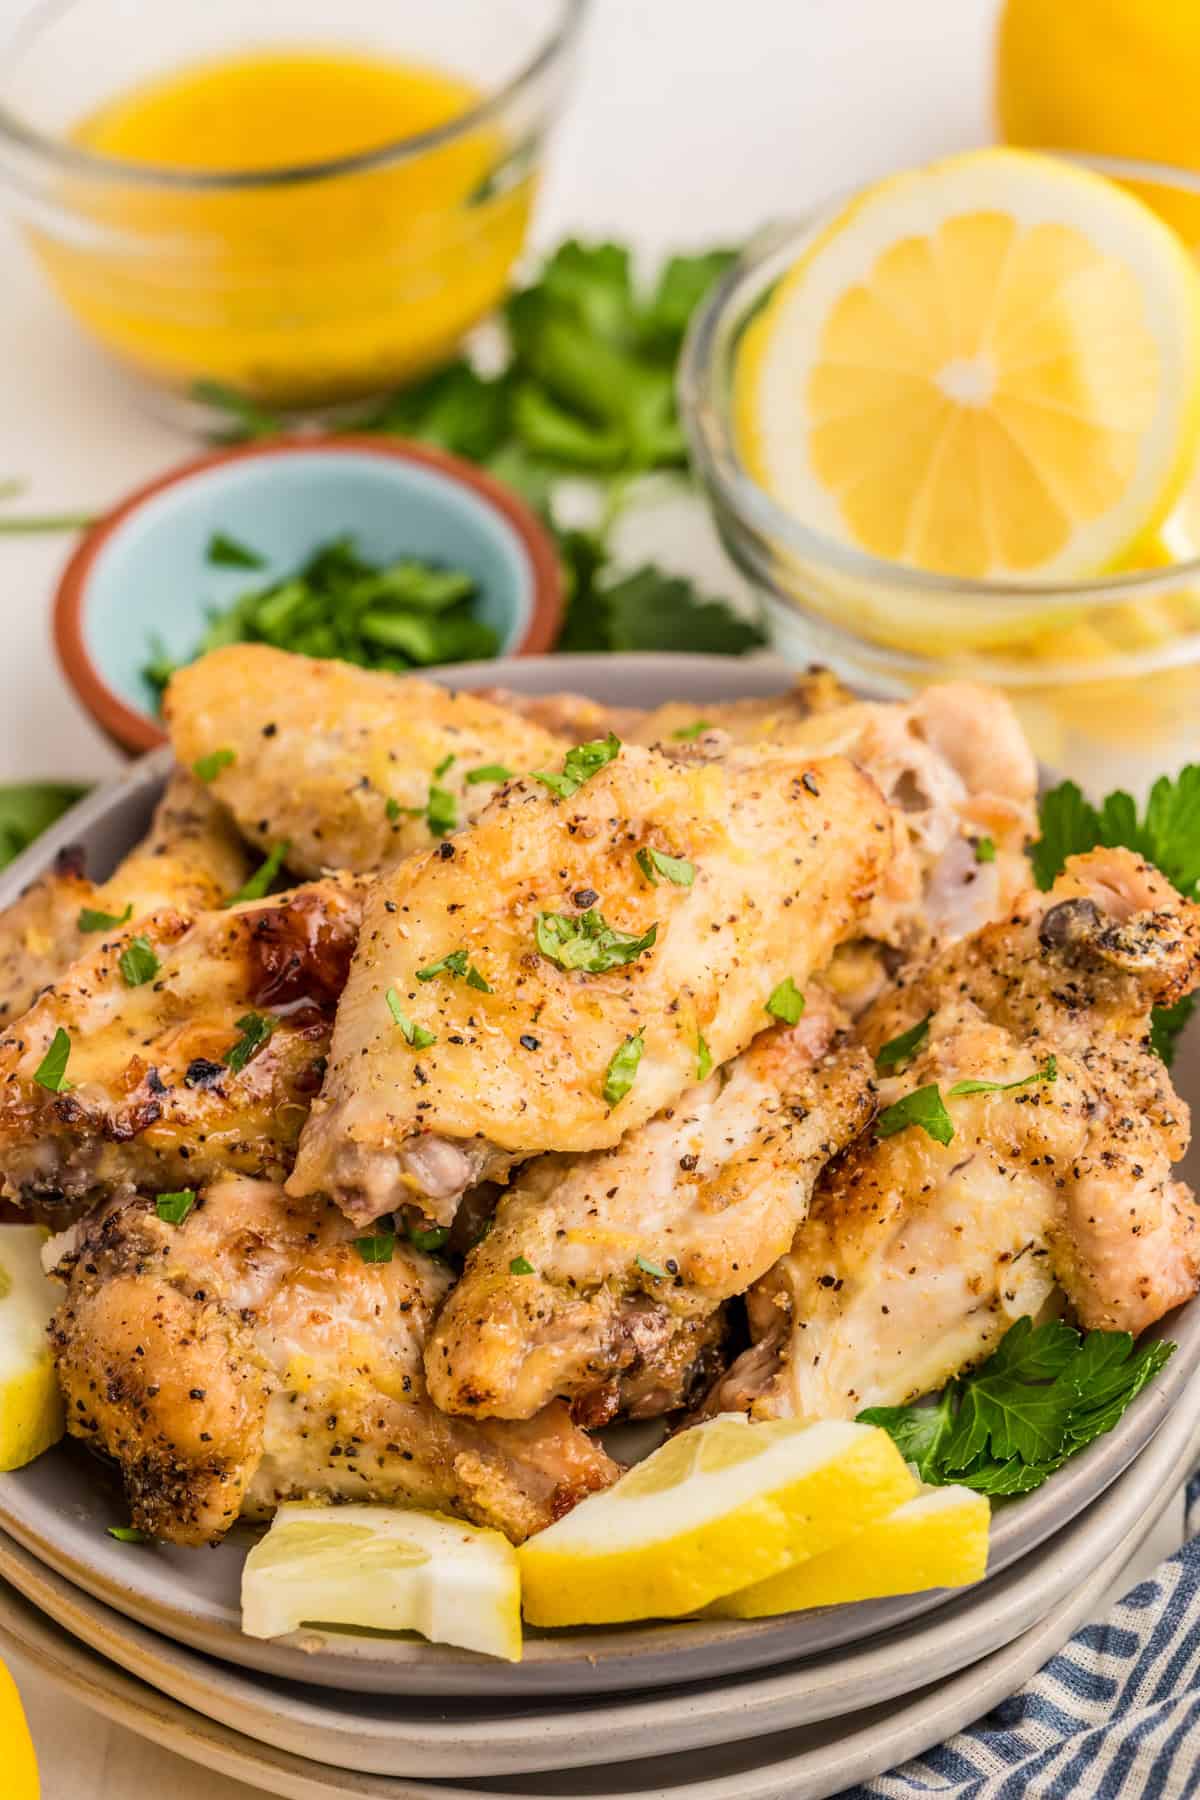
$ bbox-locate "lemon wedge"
[518,1415,917,1628]
[736,148,1200,581]
[241,1504,522,1662]
[0,1656,38,1800]
[0,1226,64,1472]
[709,1484,989,1618]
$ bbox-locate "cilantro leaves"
[860,1316,1175,1496]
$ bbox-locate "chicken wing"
[289,739,893,1226]
[0,877,362,1207]
[0,768,249,1027]
[49,1177,617,1545]
[164,645,567,877]
[426,991,874,1425]
[709,848,1200,1423]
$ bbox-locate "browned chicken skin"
[708,849,1200,1424]
[49,1177,617,1545]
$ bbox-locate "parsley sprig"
[860,1316,1175,1496]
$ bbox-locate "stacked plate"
[1,656,1198,1800]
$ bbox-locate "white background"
[5,3,1181,1795]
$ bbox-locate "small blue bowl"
[54,435,563,752]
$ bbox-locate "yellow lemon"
[241,1503,522,1661]
[735,149,1200,583]
[518,1415,917,1628]
[0,1656,39,1799]
[0,1228,64,1473]
[709,1484,989,1618]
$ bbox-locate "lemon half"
[736,148,1200,582]
[518,1415,917,1628]
[0,1227,63,1473]
[241,1504,522,1662]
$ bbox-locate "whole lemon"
[0,1657,39,1798]
[996,0,1200,245]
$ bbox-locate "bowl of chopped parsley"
[54,435,564,752]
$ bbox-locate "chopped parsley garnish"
[107,1525,149,1544]
[193,748,236,783]
[416,949,492,992]
[510,1255,535,1275]
[433,753,456,779]
[860,1315,1176,1496]
[385,987,437,1049]
[536,908,657,974]
[765,977,805,1025]
[974,835,996,864]
[603,1031,644,1106]
[118,934,159,987]
[225,1011,275,1073]
[385,796,404,823]
[33,1027,72,1093]
[155,1189,196,1226]
[636,845,695,887]
[207,531,265,570]
[696,1030,713,1081]
[875,1014,932,1075]
[533,733,621,798]
[466,763,514,785]
[0,782,88,872]
[226,840,290,906]
[355,1231,395,1265]
[672,719,712,740]
[426,784,457,838]
[948,1056,1057,1097]
[875,1082,955,1147]
[635,1252,669,1278]
[77,901,132,933]
[409,1223,450,1254]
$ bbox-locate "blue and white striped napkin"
[840,1473,1200,1800]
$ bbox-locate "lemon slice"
[736,148,1200,581]
[241,1504,522,1661]
[709,1484,989,1618]
[518,1415,917,1628]
[0,1226,64,1472]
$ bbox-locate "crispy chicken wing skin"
[164,646,566,877]
[0,769,249,1027]
[49,1178,617,1545]
[709,849,1200,1423]
[426,995,874,1425]
[0,877,362,1206]
[289,742,894,1225]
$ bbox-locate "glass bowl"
[679,155,1200,793]
[0,0,585,426]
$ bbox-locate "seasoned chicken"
[0,768,249,1027]
[708,849,1200,1424]
[426,991,874,1425]
[49,1178,617,1545]
[0,877,361,1207]
[164,645,567,877]
[289,739,894,1226]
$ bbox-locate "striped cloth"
[840,1472,1200,1799]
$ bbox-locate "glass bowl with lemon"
[681,148,1200,791]
[0,0,584,427]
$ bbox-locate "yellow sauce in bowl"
[34,48,534,409]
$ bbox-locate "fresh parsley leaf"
[107,1525,149,1544]
[0,783,87,871]
[510,1254,535,1275]
[875,1014,932,1075]
[77,902,132,933]
[225,1012,275,1073]
[765,977,805,1025]
[155,1190,195,1226]
[636,845,695,887]
[533,733,621,798]
[207,532,265,570]
[362,362,515,462]
[696,1031,713,1081]
[575,566,765,658]
[192,379,282,440]
[355,1232,395,1265]
[417,950,469,983]
[1033,768,1200,900]
[226,841,290,906]
[536,908,657,974]
[408,1223,450,1254]
[434,753,456,779]
[465,964,493,993]
[118,934,159,987]
[385,988,437,1049]
[466,763,513,785]
[193,748,236,783]
[640,249,739,352]
[426,785,457,838]
[33,1027,72,1093]
[948,1056,1057,1097]
[672,719,712,740]
[875,1083,954,1147]
[635,1252,669,1278]
[974,836,996,864]
[603,1031,644,1106]
[859,1386,956,1484]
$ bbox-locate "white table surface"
[4,1,1188,1793]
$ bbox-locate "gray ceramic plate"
[3,1403,1197,1799]
[0,654,1196,1702]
